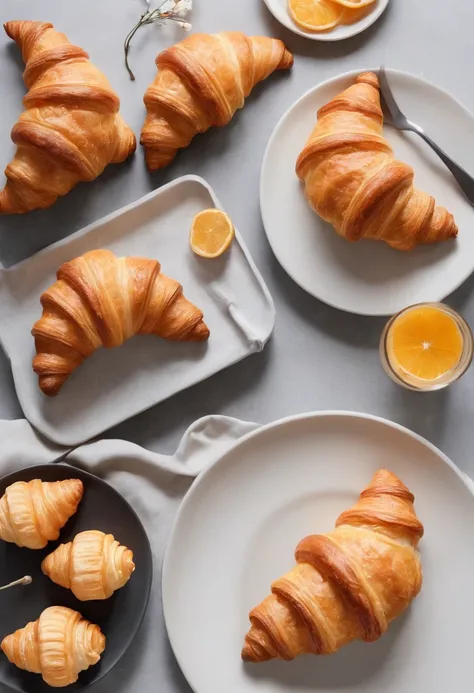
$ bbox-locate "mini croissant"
[242,470,423,662]
[0,20,136,214]
[0,479,83,549]
[296,72,457,250]
[42,530,135,601]
[141,32,293,170]
[1,606,105,687]
[32,249,210,396]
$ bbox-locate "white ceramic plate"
[262,0,389,41]
[260,69,474,315]
[163,411,474,693]
[0,175,275,446]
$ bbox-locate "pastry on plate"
[296,72,457,250]
[32,249,210,396]
[42,530,135,600]
[141,32,293,170]
[242,469,423,662]
[0,20,136,214]
[1,606,105,687]
[0,479,83,549]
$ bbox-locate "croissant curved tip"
[4,20,52,43]
[356,72,380,89]
[191,321,210,341]
[1,635,12,659]
[241,638,272,662]
[124,550,136,576]
[278,47,294,71]
[91,628,106,656]
[3,21,21,39]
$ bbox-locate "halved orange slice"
[190,209,234,258]
[386,306,464,381]
[341,4,372,23]
[288,0,343,31]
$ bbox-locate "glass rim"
[380,302,474,392]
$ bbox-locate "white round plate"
[260,69,474,315]
[262,0,389,41]
[163,411,474,693]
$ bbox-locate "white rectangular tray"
[0,175,275,446]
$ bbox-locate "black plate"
[0,464,153,692]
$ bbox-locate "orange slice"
[341,4,372,23]
[288,0,343,31]
[190,209,234,258]
[386,306,464,381]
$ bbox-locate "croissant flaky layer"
[42,530,135,600]
[296,72,457,250]
[0,479,83,549]
[141,32,293,170]
[0,20,136,214]
[1,606,105,687]
[242,469,424,662]
[32,249,210,396]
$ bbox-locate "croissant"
[0,20,136,214]
[141,32,293,170]
[242,469,423,662]
[0,478,83,549]
[296,72,457,250]
[42,530,135,601]
[32,249,210,396]
[1,606,105,687]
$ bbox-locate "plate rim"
[162,409,471,691]
[0,174,276,447]
[0,462,154,693]
[261,0,390,41]
[260,67,474,316]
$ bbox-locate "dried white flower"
[158,0,178,13]
[126,0,194,80]
[175,0,193,16]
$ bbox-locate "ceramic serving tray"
[0,175,275,447]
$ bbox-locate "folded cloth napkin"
[0,415,259,693]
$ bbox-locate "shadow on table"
[390,384,451,446]
[263,242,386,349]
[105,341,273,451]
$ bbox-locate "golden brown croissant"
[32,249,210,396]
[0,479,83,549]
[0,20,136,214]
[296,72,457,250]
[242,469,423,662]
[1,606,105,687]
[141,32,293,170]
[42,530,135,600]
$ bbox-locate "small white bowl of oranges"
[262,0,389,41]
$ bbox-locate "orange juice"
[380,303,473,391]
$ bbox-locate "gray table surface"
[2,0,473,465]
[1,0,473,461]
[0,0,473,691]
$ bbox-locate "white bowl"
[262,0,390,41]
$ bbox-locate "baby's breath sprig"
[125,0,193,81]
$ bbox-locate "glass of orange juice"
[380,303,473,391]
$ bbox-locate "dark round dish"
[0,464,153,692]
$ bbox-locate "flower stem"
[0,576,32,591]
[124,12,150,81]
